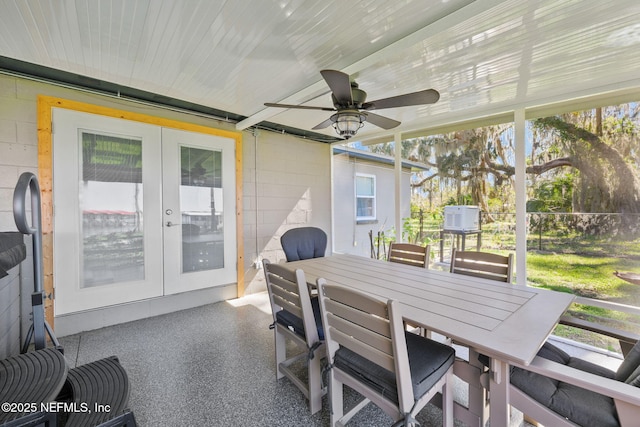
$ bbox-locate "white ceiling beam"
[235,0,511,131]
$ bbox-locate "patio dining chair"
[280,226,327,261]
[449,248,514,283]
[388,242,430,268]
[316,280,455,427]
[388,242,430,336]
[508,338,640,427]
[448,248,514,424]
[262,259,325,414]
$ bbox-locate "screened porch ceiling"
[1,0,639,143]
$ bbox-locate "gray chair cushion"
[511,342,619,427]
[333,332,455,404]
[281,227,327,261]
[616,340,640,382]
[275,297,324,340]
[626,367,640,387]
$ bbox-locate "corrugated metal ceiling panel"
[0,0,639,142]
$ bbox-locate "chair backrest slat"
[267,267,305,317]
[323,298,390,336]
[450,248,514,283]
[268,274,300,295]
[265,261,298,282]
[271,292,304,319]
[325,312,393,357]
[453,259,509,276]
[388,242,429,268]
[328,323,396,372]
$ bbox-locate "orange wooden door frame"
[37,95,244,328]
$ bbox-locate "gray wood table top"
[288,253,575,366]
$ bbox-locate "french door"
[161,127,236,294]
[52,109,237,315]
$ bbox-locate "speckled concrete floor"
[58,292,546,426]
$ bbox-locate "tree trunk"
[535,116,640,215]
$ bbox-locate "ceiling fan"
[265,69,440,139]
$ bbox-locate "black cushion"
[275,297,324,340]
[0,232,26,278]
[333,331,455,404]
[511,342,619,427]
[62,356,132,427]
[280,227,327,261]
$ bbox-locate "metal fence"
[396,210,640,260]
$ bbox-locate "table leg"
[489,359,510,427]
[467,349,488,426]
[451,359,483,427]
[440,231,444,262]
[461,235,466,252]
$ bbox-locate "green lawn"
[526,252,639,301]
[526,251,640,351]
[406,215,640,352]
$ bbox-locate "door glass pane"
[180,146,224,273]
[80,131,144,287]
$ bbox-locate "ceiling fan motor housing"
[332,83,367,109]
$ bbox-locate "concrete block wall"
[0,74,38,230]
[0,74,38,356]
[241,130,331,294]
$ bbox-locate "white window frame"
[355,173,376,221]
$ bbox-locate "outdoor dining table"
[286,253,575,427]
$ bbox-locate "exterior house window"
[355,173,376,221]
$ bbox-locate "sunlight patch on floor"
[226,291,272,315]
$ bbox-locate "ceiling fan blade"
[312,118,334,130]
[320,70,353,105]
[365,112,401,130]
[264,102,335,112]
[362,89,440,110]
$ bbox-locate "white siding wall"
[0,74,331,341]
[333,152,411,258]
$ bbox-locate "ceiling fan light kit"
[266,69,440,139]
[332,110,366,139]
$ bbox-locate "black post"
[538,213,543,251]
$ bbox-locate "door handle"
[166,221,180,227]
